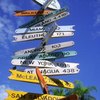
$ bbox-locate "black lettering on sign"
[63,52,70,56]
[40,95,48,100]
[11,93,26,98]
[20,60,34,65]
[56,32,64,36]
[27,70,34,74]
[38,61,53,66]
[52,44,61,48]
[56,63,66,68]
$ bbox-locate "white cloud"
[0,0,20,15]
[0,1,24,51]
[94,14,100,26]
[0,15,15,49]
[0,85,11,100]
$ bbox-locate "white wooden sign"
[33,0,61,10]
[15,25,75,34]
[11,59,79,68]
[25,67,80,75]
[15,41,74,55]
[13,32,74,42]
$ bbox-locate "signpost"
[36,67,48,94]
[25,67,80,75]
[6,90,78,100]
[15,25,75,34]
[11,59,79,68]
[15,10,52,16]
[13,32,74,42]
[40,22,57,47]
[9,70,74,89]
[15,41,74,55]
[12,51,77,60]
[5,0,80,99]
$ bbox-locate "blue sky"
[0,0,100,99]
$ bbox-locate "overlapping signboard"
[6,90,78,100]
[9,70,74,89]
[6,0,80,99]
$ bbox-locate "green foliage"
[50,80,97,100]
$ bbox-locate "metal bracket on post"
[36,67,49,94]
[40,22,57,48]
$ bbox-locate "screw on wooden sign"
[36,67,48,94]
[9,70,74,89]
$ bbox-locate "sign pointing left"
[6,90,78,100]
[9,70,74,89]
[15,10,51,16]
[11,59,79,68]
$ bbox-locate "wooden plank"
[25,67,80,76]
[6,90,78,100]
[15,41,74,55]
[15,25,75,34]
[34,11,69,27]
[9,70,74,89]
[36,67,48,94]
[15,10,52,16]
[13,32,74,42]
[11,59,79,68]
[12,51,77,60]
[19,8,69,28]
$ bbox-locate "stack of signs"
[6,0,80,99]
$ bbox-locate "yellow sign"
[9,70,74,89]
[6,90,78,100]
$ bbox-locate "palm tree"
[50,80,97,100]
[66,80,97,100]
[49,87,66,96]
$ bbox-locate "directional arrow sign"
[25,67,80,76]
[33,0,61,10]
[36,67,49,94]
[33,11,69,27]
[15,25,75,34]
[9,70,74,89]
[11,59,79,68]
[15,41,74,55]
[6,90,78,100]
[13,32,74,42]
[13,51,77,60]
[15,10,52,16]
[19,8,69,28]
